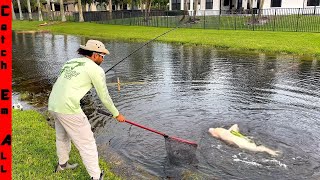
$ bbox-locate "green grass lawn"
[12,110,120,180]
[12,20,320,58]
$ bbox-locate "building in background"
[169,0,320,12]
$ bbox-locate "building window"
[206,0,213,9]
[271,0,282,7]
[172,0,181,10]
[223,0,230,6]
[307,0,320,6]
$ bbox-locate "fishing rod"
[105,25,182,74]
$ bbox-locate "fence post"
[204,10,206,29]
[273,9,277,31]
[252,9,255,31]
[122,11,124,25]
[234,14,237,30]
[295,8,300,32]
[218,9,221,30]
[157,11,159,27]
[166,11,169,28]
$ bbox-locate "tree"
[151,0,167,10]
[248,0,253,11]
[140,0,145,12]
[78,0,84,21]
[258,0,265,18]
[17,0,24,20]
[12,1,17,20]
[37,0,43,21]
[108,0,112,19]
[27,0,33,20]
[59,0,66,21]
[81,0,94,11]
[95,0,112,19]
[47,0,53,20]
[145,0,152,21]
[193,0,198,21]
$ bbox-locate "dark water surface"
[13,31,320,180]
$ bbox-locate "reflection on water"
[13,31,320,179]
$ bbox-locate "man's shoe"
[55,162,78,172]
[91,170,104,180]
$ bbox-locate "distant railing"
[15,7,320,32]
[14,11,75,22]
[189,8,320,32]
[74,10,187,28]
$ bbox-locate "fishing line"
[105,13,190,74]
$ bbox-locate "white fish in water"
[209,124,280,156]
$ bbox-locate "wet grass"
[12,20,320,58]
[12,109,120,180]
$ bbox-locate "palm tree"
[147,0,153,18]
[140,0,145,12]
[144,0,152,21]
[12,1,16,20]
[127,0,138,10]
[60,0,66,21]
[193,0,198,21]
[78,0,84,22]
[26,0,33,20]
[258,0,265,18]
[16,0,24,20]
[37,0,43,21]
[108,0,112,19]
[47,0,53,20]
[248,0,253,11]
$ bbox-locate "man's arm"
[87,66,122,119]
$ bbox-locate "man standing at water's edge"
[48,39,125,180]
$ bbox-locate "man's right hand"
[115,114,125,122]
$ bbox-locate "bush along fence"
[16,7,320,33]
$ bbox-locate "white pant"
[51,111,101,179]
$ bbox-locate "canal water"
[13,31,320,179]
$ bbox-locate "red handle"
[125,119,197,147]
[125,119,167,137]
[97,109,197,146]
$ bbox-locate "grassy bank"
[12,110,120,180]
[12,21,320,58]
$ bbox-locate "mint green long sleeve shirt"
[48,57,119,117]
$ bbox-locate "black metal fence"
[73,10,187,28]
[14,11,75,22]
[16,7,320,32]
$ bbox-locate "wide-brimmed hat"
[80,40,110,54]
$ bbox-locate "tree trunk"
[184,0,188,11]
[60,0,66,21]
[37,0,43,21]
[147,0,152,14]
[248,0,253,10]
[47,0,53,20]
[140,0,144,12]
[108,0,112,20]
[78,0,84,22]
[27,0,33,20]
[12,2,16,20]
[193,0,198,21]
[258,0,264,18]
[144,0,148,21]
[145,0,152,21]
[17,0,23,20]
